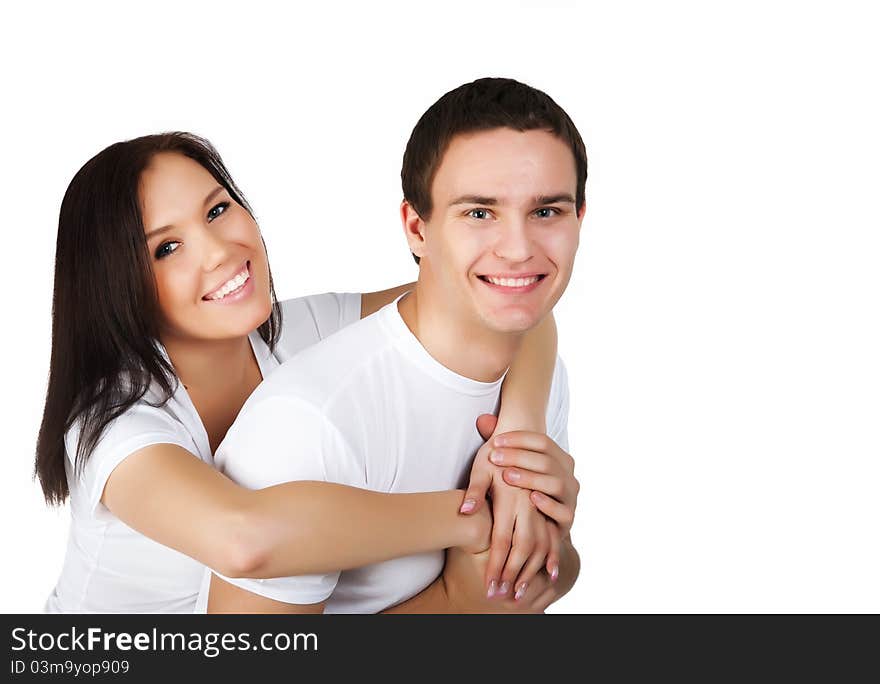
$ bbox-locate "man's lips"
[477,273,547,293]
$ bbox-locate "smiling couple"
[41,77,586,614]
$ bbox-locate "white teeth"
[206,268,249,300]
[485,275,540,288]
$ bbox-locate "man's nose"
[492,219,534,263]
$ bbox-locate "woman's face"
[140,152,273,344]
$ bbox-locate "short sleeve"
[545,356,570,452]
[274,292,362,362]
[65,403,194,521]
[210,394,364,606]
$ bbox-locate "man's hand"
[441,546,555,613]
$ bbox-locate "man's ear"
[577,200,587,224]
[400,200,427,260]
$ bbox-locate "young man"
[202,78,587,613]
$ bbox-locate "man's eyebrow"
[535,193,576,205]
[448,195,498,207]
[145,186,226,239]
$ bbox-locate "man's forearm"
[381,576,455,614]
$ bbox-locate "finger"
[513,571,553,612]
[485,511,514,596]
[499,521,536,599]
[492,431,553,453]
[476,413,498,441]
[513,524,550,599]
[546,521,561,582]
[460,452,493,514]
[494,431,573,470]
[489,448,558,475]
[503,469,566,501]
[530,490,575,532]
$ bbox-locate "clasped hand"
[456,414,579,604]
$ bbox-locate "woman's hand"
[490,430,579,535]
[460,415,578,599]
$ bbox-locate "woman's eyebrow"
[145,224,172,240]
[146,186,226,239]
[203,185,225,206]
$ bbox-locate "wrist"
[441,490,486,549]
[493,413,546,436]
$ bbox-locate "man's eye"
[535,207,560,218]
[155,241,181,259]
[467,208,491,220]
[207,201,230,222]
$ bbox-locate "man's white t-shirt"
[200,296,569,614]
[45,292,362,614]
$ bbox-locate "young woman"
[36,132,579,613]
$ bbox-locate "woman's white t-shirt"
[45,292,362,613]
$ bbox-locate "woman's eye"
[155,241,181,259]
[535,207,559,218]
[207,201,230,222]
[467,208,491,220]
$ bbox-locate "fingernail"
[514,582,528,601]
[530,491,543,502]
[487,580,497,599]
[505,469,520,482]
[493,436,507,447]
[459,499,475,513]
[498,581,510,596]
[489,450,503,464]
[551,565,559,582]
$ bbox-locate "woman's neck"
[161,333,258,394]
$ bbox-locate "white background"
[1,1,878,613]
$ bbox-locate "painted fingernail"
[489,450,503,464]
[498,581,511,596]
[505,469,520,482]
[514,582,528,601]
[487,580,497,598]
[459,499,476,513]
[551,565,559,582]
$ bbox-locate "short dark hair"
[401,77,588,263]
[35,132,282,505]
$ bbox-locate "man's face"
[410,127,583,334]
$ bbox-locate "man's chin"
[481,309,544,335]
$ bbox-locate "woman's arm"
[103,444,488,579]
[461,313,561,596]
[494,312,558,434]
[360,283,416,318]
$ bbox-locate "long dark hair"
[35,132,282,505]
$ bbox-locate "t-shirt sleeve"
[274,292,362,361]
[65,403,194,521]
[209,394,364,606]
[545,356,570,453]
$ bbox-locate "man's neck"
[397,284,524,383]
